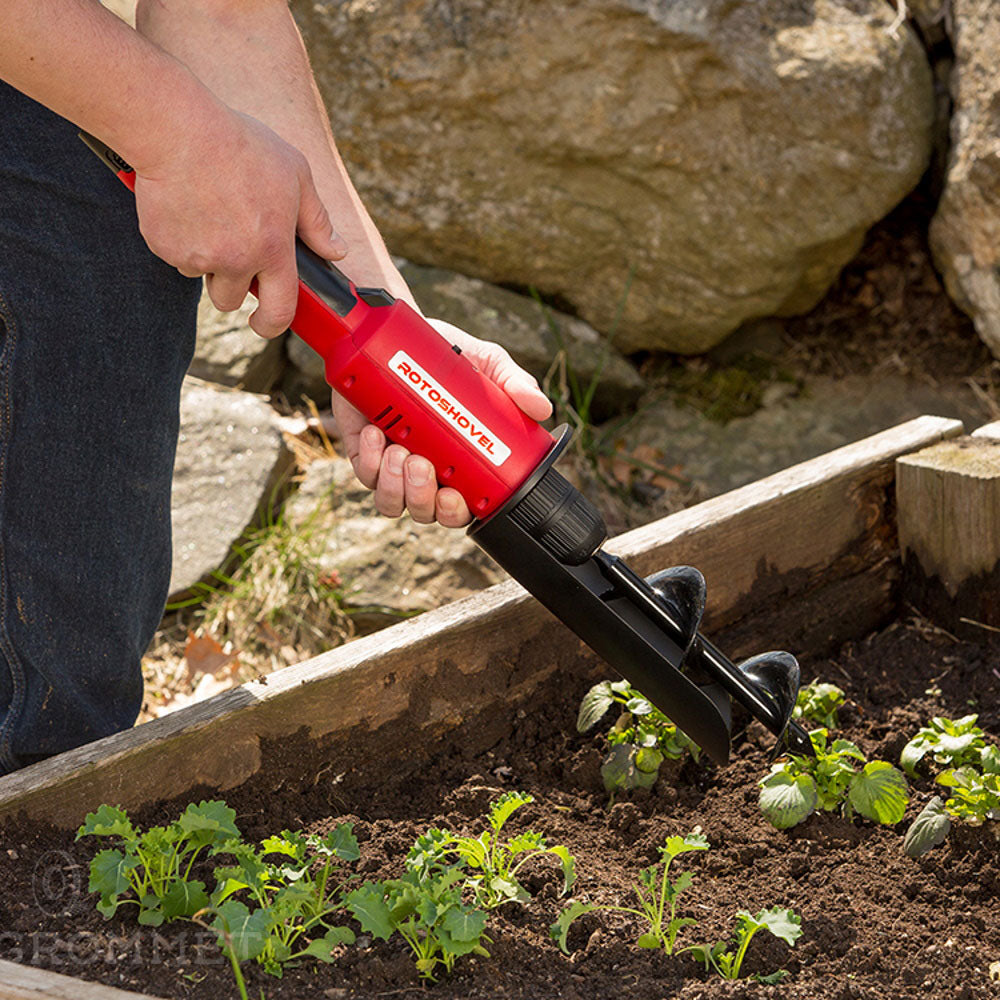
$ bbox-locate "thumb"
[297,172,349,261]
[500,371,553,422]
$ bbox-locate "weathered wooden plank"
[0,415,963,827]
[0,960,163,1000]
[898,428,1000,630]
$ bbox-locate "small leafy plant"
[899,714,994,777]
[410,792,575,909]
[346,857,490,981]
[578,680,700,793]
[551,830,708,954]
[792,680,845,729]
[904,766,1000,857]
[686,906,802,982]
[77,800,240,926]
[758,728,909,829]
[210,825,360,976]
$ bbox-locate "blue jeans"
[0,84,200,774]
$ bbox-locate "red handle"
[80,131,555,518]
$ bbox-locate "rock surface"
[294,0,934,353]
[283,456,505,624]
[401,261,643,417]
[170,378,292,597]
[624,373,985,497]
[190,292,285,393]
[929,0,1000,358]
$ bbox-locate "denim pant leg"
[0,85,200,773]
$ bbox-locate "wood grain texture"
[897,435,1000,591]
[0,960,163,1000]
[0,416,963,827]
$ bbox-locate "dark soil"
[2,613,998,1000]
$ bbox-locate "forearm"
[134,0,413,305]
[1,0,229,175]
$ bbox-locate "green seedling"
[408,792,575,909]
[686,906,802,982]
[77,801,240,926]
[346,865,490,981]
[210,825,360,977]
[937,765,1000,824]
[579,680,701,794]
[758,728,908,830]
[551,830,708,954]
[792,681,845,729]
[900,715,991,777]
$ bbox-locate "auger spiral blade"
[646,566,706,656]
[597,555,815,759]
[469,429,815,765]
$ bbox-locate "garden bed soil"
[1,613,998,1000]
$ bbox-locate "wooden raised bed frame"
[0,414,966,999]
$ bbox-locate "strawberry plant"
[686,906,802,982]
[792,680,845,729]
[551,830,708,954]
[900,714,993,777]
[408,792,575,909]
[578,679,700,793]
[209,825,360,976]
[345,859,490,981]
[77,800,240,926]
[758,728,909,829]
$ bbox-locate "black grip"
[295,240,358,316]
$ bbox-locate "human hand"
[131,108,347,338]
[331,319,553,527]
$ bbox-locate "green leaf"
[982,745,1000,775]
[212,900,270,962]
[299,926,356,963]
[848,761,909,825]
[489,791,532,834]
[758,770,817,829]
[756,969,789,984]
[161,880,209,921]
[137,903,165,927]
[903,796,952,857]
[601,744,647,792]
[550,901,598,954]
[661,831,710,861]
[752,906,803,946]
[900,739,929,777]
[637,932,661,949]
[441,906,488,943]
[345,883,395,940]
[486,876,529,904]
[577,681,615,732]
[548,844,577,895]
[178,800,240,848]
[77,804,135,841]
[259,834,301,860]
[625,696,653,716]
[89,849,138,900]
[323,823,361,862]
[634,746,664,775]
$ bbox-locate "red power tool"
[82,132,814,765]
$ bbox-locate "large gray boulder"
[283,456,505,625]
[294,0,934,353]
[170,378,292,597]
[190,292,285,393]
[929,0,1000,358]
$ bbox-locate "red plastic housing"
[292,284,555,519]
